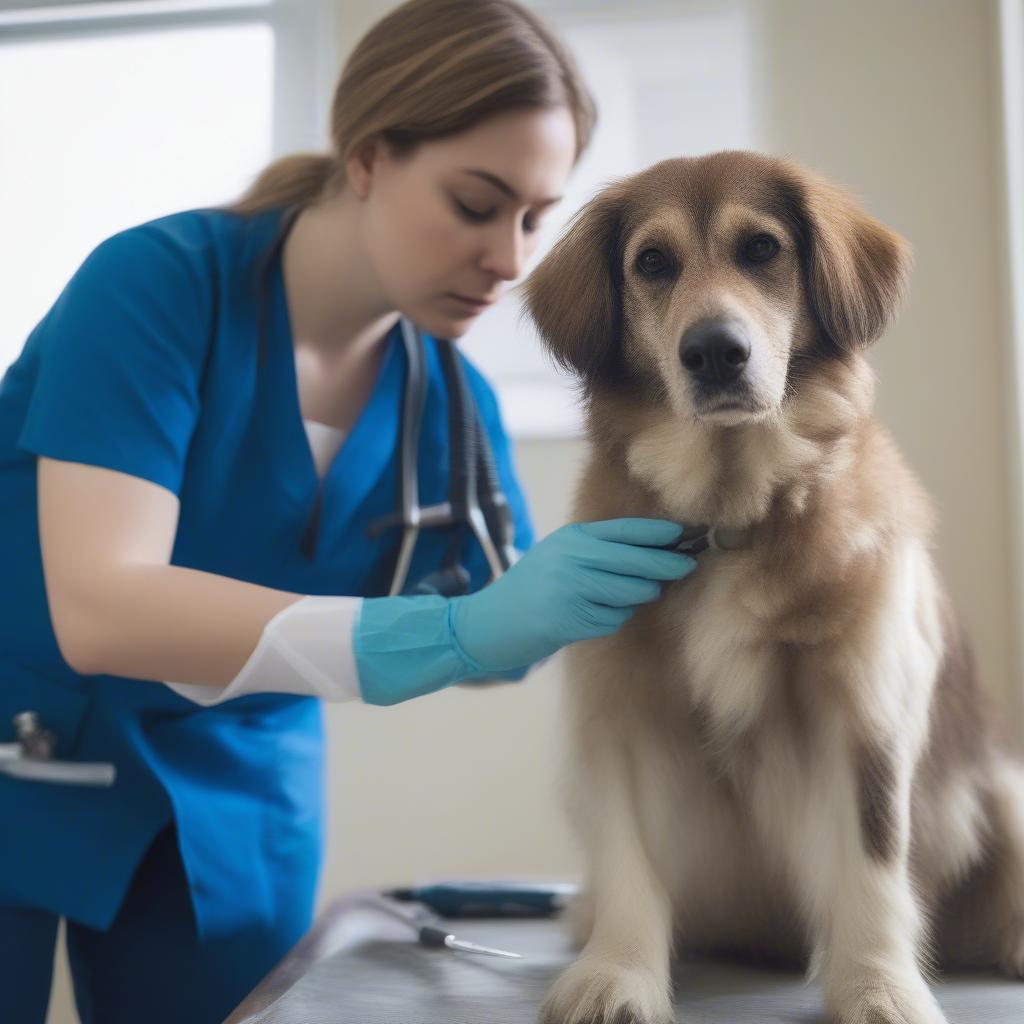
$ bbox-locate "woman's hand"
[449,518,696,675]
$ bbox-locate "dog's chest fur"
[572,373,935,782]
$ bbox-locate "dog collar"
[670,522,753,556]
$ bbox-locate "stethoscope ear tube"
[473,412,517,570]
[362,320,515,596]
[387,318,431,595]
[435,335,511,582]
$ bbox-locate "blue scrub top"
[0,206,535,939]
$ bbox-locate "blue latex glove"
[449,517,695,674]
[354,518,695,706]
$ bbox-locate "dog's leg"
[563,885,596,950]
[986,754,1024,977]
[936,755,1024,975]
[778,710,947,1024]
[538,700,674,1024]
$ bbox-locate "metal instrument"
[362,893,524,959]
[0,711,116,786]
[664,522,753,557]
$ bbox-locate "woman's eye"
[637,248,668,275]
[454,197,543,235]
[454,199,493,223]
[742,234,780,264]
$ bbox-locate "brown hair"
[221,0,597,216]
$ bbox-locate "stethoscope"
[256,202,518,597]
[2,205,520,787]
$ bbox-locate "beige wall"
[46,1,1021,1020]
[751,0,1021,731]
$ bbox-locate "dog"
[522,150,1024,1024]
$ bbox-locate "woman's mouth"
[445,292,496,312]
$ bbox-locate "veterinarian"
[0,2,697,1021]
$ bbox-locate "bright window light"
[0,22,274,370]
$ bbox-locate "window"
[0,0,331,371]
[458,0,756,437]
[0,0,754,439]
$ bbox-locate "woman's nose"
[479,222,528,281]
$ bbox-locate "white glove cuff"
[163,595,363,706]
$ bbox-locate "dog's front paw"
[830,973,947,1024]
[537,955,674,1024]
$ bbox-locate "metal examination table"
[223,891,1024,1024]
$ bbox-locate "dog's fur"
[522,151,1024,1024]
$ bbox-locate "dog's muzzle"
[679,319,750,391]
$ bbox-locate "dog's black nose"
[679,320,750,387]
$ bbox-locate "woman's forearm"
[66,563,305,685]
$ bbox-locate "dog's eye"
[637,249,669,275]
[742,234,780,264]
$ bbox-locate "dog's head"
[523,151,912,426]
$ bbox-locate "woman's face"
[351,106,578,339]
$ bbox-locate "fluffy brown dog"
[523,151,1024,1024]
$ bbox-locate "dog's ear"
[780,165,912,352]
[522,181,628,386]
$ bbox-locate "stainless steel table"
[223,891,1024,1024]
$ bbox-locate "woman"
[0,1,695,1020]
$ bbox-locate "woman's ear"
[345,136,387,200]
[780,164,913,352]
[522,181,629,387]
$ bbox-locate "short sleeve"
[17,225,213,496]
